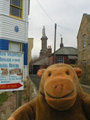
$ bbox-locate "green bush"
[0,93,8,106]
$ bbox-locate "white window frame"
[83,35,86,48]
[57,56,64,63]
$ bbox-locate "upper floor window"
[57,56,64,63]
[10,0,23,19]
[83,35,86,48]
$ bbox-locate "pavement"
[29,74,40,91]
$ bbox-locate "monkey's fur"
[8,64,90,120]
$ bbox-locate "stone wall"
[77,14,90,85]
[81,84,90,94]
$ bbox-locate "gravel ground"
[0,92,17,114]
[0,90,29,120]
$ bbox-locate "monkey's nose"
[55,84,63,93]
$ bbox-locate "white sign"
[0,51,24,92]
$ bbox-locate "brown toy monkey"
[8,64,90,120]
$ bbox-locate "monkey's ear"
[37,69,45,78]
[74,68,83,78]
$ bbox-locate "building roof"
[50,47,78,56]
[77,13,90,38]
[33,57,49,65]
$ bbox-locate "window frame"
[83,60,86,65]
[9,41,23,52]
[83,34,86,48]
[57,56,64,63]
[10,0,23,19]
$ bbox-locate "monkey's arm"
[8,98,36,120]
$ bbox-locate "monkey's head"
[37,64,82,111]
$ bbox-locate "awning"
[68,56,77,59]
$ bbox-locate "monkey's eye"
[48,72,51,77]
[66,71,69,75]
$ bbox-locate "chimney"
[46,46,52,57]
[60,37,64,48]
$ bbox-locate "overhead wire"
[30,0,76,35]
[35,0,55,24]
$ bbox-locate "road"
[29,74,40,91]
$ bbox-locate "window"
[9,42,22,52]
[10,0,23,19]
[57,56,64,63]
[83,35,86,48]
[83,61,86,65]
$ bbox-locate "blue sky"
[28,0,90,58]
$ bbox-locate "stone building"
[77,13,90,85]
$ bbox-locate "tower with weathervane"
[0,0,30,78]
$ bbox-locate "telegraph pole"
[54,23,57,64]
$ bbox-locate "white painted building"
[0,0,30,78]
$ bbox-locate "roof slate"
[33,57,49,65]
[52,47,78,55]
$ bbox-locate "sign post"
[16,91,22,109]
